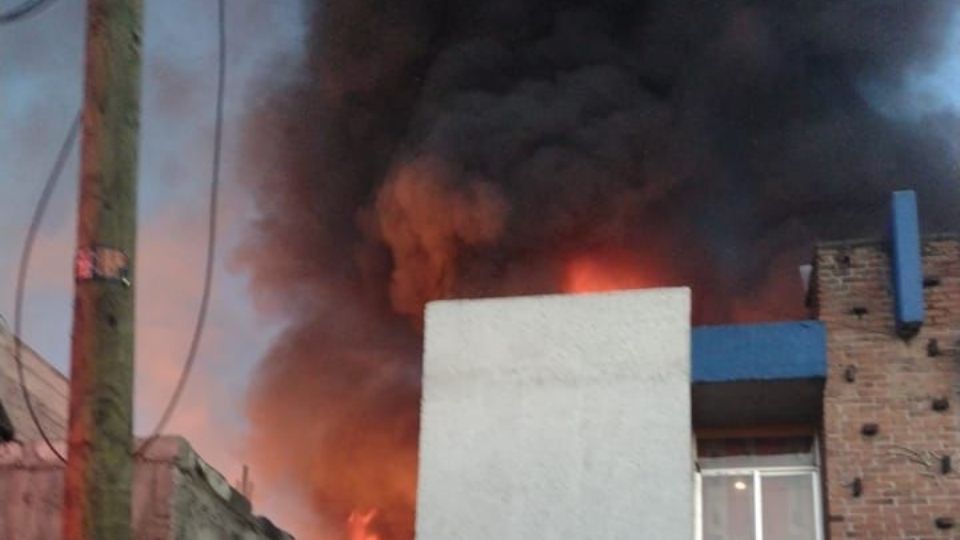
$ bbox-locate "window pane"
[761,474,817,540]
[702,475,755,540]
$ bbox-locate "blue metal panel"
[692,321,827,383]
[890,190,925,337]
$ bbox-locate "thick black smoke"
[240,1,960,538]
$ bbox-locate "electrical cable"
[13,110,81,464]
[135,0,226,457]
[0,0,57,25]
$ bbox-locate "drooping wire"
[13,110,81,464]
[135,0,226,457]
[0,0,58,25]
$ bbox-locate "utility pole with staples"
[64,0,143,538]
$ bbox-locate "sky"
[862,8,960,123]
[2,0,960,537]
[0,0,306,528]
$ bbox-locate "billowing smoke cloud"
[373,157,509,319]
[240,1,960,538]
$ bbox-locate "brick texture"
[815,237,960,539]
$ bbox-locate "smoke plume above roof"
[239,1,960,537]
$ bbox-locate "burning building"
[238,1,960,538]
[415,191,959,539]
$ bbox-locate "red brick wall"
[815,237,960,539]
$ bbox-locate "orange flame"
[347,509,381,540]
[563,252,654,294]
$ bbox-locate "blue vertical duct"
[890,190,924,338]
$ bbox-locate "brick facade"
[815,236,960,539]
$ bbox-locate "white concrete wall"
[417,289,693,540]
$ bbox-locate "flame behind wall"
[239,1,960,538]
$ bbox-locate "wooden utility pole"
[64,0,143,538]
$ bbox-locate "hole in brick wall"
[844,365,857,383]
[927,339,941,357]
[932,398,950,412]
[850,477,863,498]
[935,517,955,530]
[851,306,868,319]
[861,423,879,437]
[923,276,942,288]
[942,455,952,475]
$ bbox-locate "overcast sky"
[0,0,306,527]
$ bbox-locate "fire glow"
[238,0,960,538]
[564,253,655,294]
[347,510,381,540]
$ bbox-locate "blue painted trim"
[890,190,925,336]
[692,321,827,383]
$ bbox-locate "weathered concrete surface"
[0,325,68,441]
[0,331,291,539]
[417,289,693,540]
[0,437,292,540]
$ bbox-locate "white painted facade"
[417,289,693,540]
